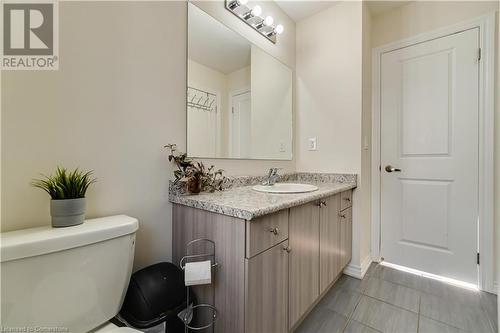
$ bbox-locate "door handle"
[385,165,402,173]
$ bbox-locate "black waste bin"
[119,262,193,332]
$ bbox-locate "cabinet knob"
[269,227,279,235]
[344,197,351,202]
[339,213,346,218]
[283,246,292,253]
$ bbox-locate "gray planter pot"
[50,198,86,228]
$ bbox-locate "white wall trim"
[370,13,497,293]
[344,255,373,280]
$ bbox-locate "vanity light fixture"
[228,0,248,10]
[251,5,262,17]
[263,15,273,26]
[225,0,284,43]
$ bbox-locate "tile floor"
[296,263,498,333]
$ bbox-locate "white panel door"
[380,28,479,284]
[231,91,251,158]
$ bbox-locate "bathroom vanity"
[170,173,355,333]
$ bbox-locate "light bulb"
[239,0,248,5]
[264,15,274,26]
[251,5,262,17]
[275,24,284,34]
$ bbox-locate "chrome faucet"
[262,168,280,186]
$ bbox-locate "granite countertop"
[169,173,357,220]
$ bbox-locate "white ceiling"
[189,4,250,74]
[275,1,411,22]
[275,1,338,22]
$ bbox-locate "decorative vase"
[50,198,86,227]
[187,177,202,194]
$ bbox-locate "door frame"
[371,13,496,293]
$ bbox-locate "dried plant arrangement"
[165,144,230,194]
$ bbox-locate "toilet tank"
[1,215,139,333]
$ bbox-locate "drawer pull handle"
[283,246,292,253]
[344,197,351,202]
[320,200,327,207]
[339,213,346,218]
[269,227,279,235]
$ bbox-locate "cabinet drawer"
[246,210,289,258]
[340,190,352,211]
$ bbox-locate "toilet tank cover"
[0,215,138,262]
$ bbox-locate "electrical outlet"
[279,142,286,152]
[308,137,317,151]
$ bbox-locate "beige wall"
[295,2,370,271]
[1,1,296,270]
[361,2,372,266]
[371,1,498,47]
[494,8,500,297]
[497,2,499,318]
[296,2,363,174]
[251,46,293,159]
[371,1,499,286]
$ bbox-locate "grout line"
[345,298,383,333]
[360,279,420,314]
[341,293,361,332]
[418,313,476,332]
[366,265,490,332]
[362,294,419,314]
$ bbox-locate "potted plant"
[32,167,96,227]
[165,144,229,194]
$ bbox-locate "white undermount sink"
[252,183,319,194]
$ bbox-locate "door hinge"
[379,165,381,172]
[231,107,234,114]
[478,48,482,61]
[477,252,480,265]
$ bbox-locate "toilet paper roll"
[184,260,212,286]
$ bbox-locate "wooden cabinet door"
[319,194,341,294]
[340,207,353,268]
[289,202,320,328]
[245,240,289,333]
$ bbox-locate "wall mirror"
[187,3,293,160]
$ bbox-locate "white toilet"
[1,215,142,333]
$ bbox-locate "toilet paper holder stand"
[179,238,218,332]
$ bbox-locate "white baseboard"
[343,255,372,279]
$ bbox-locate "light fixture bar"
[224,0,283,44]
